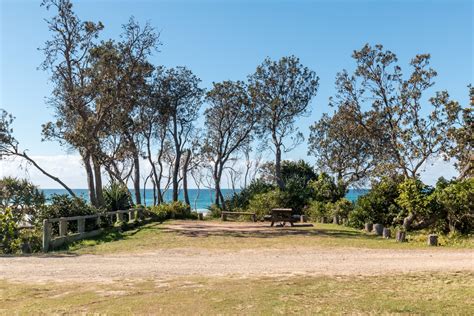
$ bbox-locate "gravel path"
[1,247,473,283]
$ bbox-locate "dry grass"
[1,272,472,315]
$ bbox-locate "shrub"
[333,198,353,220]
[0,207,21,254]
[149,201,192,221]
[0,177,45,224]
[207,204,222,218]
[226,179,274,210]
[18,228,43,253]
[306,201,331,222]
[279,175,314,214]
[349,176,403,228]
[38,194,100,234]
[436,178,474,234]
[248,190,282,219]
[103,182,132,212]
[308,173,346,203]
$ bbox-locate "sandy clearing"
[1,247,473,283]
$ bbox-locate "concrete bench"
[221,211,256,222]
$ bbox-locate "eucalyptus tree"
[90,18,158,205]
[0,109,76,197]
[249,56,319,189]
[154,66,204,202]
[203,81,260,208]
[313,44,462,180]
[446,86,473,179]
[40,0,104,206]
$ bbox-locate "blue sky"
[0,0,472,187]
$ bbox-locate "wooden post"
[198,213,204,220]
[77,218,85,233]
[383,227,391,239]
[396,230,406,242]
[252,214,256,222]
[428,234,438,246]
[333,216,340,225]
[42,219,51,252]
[373,224,384,236]
[221,213,227,221]
[364,223,373,232]
[300,215,306,223]
[59,217,68,237]
[116,212,123,223]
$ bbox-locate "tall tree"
[310,44,463,181]
[203,81,259,208]
[249,56,319,189]
[154,66,204,202]
[446,86,473,179]
[40,0,104,206]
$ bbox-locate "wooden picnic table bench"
[221,211,257,222]
[270,208,296,227]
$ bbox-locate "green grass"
[60,220,473,255]
[1,273,472,314]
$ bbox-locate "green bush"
[306,201,332,222]
[279,175,314,214]
[103,182,132,212]
[207,204,222,218]
[0,177,45,224]
[349,176,403,228]
[0,207,21,254]
[18,228,43,253]
[333,198,353,220]
[39,194,100,234]
[226,179,274,210]
[148,201,192,221]
[248,190,282,219]
[308,173,346,203]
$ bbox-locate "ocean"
[41,188,369,210]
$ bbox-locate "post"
[383,227,391,239]
[198,213,204,220]
[427,234,438,246]
[116,212,123,223]
[128,211,134,223]
[221,213,227,221]
[373,224,384,236]
[300,215,306,223]
[252,214,256,222]
[42,219,51,252]
[396,230,406,242]
[59,217,68,237]
[96,215,101,228]
[77,218,85,234]
[333,216,340,225]
[364,223,373,232]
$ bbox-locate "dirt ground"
[1,221,473,283]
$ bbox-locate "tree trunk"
[92,156,104,207]
[182,149,191,206]
[172,150,181,202]
[133,151,141,205]
[403,213,416,231]
[274,142,284,189]
[146,136,160,206]
[83,153,97,206]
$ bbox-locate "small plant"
[0,207,21,254]
[248,190,282,220]
[103,182,133,212]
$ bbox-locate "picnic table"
[270,208,295,227]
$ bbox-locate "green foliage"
[309,173,346,203]
[227,179,274,210]
[248,190,282,219]
[349,177,402,228]
[0,177,45,223]
[103,182,132,212]
[281,160,318,185]
[40,194,98,220]
[207,204,222,218]
[333,198,353,219]
[279,175,314,213]
[396,179,433,219]
[436,178,474,234]
[306,201,332,222]
[148,201,192,221]
[0,207,21,254]
[18,228,43,253]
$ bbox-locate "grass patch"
[1,272,472,314]
[60,220,474,255]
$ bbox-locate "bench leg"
[270,221,274,227]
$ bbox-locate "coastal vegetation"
[0,0,472,255]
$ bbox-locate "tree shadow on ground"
[158,222,377,240]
